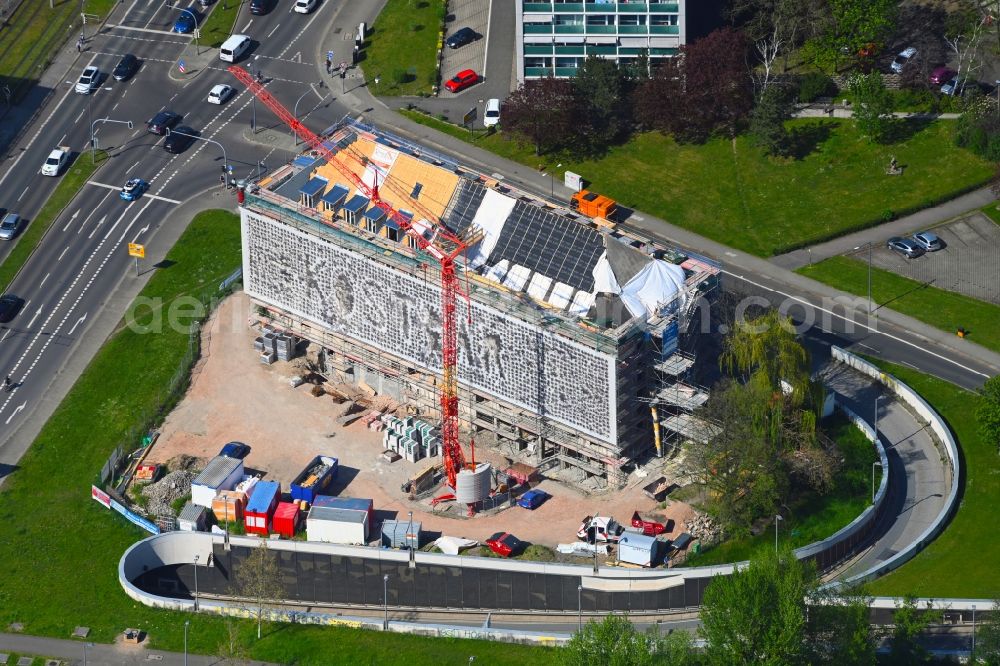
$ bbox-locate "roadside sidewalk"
[771,186,996,270]
[0,631,277,666]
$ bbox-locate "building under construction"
[240,119,720,486]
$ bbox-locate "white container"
[191,456,244,508]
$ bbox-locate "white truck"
[41,146,71,176]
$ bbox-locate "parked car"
[887,236,925,258]
[941,75,965,96]
[483,98,501,128]
[294,0,318,12]
[485,532,522,558]
[219,441,251,459]
[112,54,140,81]
[0,294,24,322]
[249,0,276,14]
[911,231,943,251]
[446,27,479,49]
[172,10,199,33]
[207,84,234,104]
[444,69,479,93]
[517,489,549,510]
[163,126,197,153]
[147,110,181,135]
[119,178,148,201]
[75,65,100,94]
[929,66,956,86]
[0,212,21,241]
[890,47,917,74]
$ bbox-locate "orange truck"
[570,190,617,226]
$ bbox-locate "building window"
[618,14,646,25]
[555,57,580,68]
[554,14,583,25]
[650,14,677,26]
[525,56,552,69]
[386,226,400,242]
[586,14,613,25]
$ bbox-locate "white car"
[483,98,501,128]
[207,84,234,105]
[75,66,100,94]
[41,146,70,176]
[890,47,916,74]
[294,0,317,13]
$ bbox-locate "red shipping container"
[244,480,280,535]
[272,501,300,538]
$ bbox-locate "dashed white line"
[87,214,109,240]
[16,185,29,201]
[57,133,67,145]
[0,329,11,342]
[39,272,50,288]
[27,306,43,329]
[74,109,85,124]
[242,19,254,31]
[58,245,70,261]
[126,160,140,174]
[267,22,281,39]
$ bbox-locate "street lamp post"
[90,115,131,163]
[183,620,190,666]
[383,574,389,631]
[972,604,977,656]
[193,554,200,611]
[83,642,93,666]
[872,461,883,504]
[577,584,583,631]
[292,88,312,145]
[853,243,873,314]
[164,128,228,178]
[248,56,260,133]
[874,394,883,444]
[550,163,562,198]
[774,514,783,554]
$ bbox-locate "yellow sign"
[128,243,145,259]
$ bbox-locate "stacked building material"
[275,334,296,361]
[258,332,277,364]
[381,416,441,462]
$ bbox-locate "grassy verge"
[682,414,876,567]
[0,209,557,664]
[395,110,992,257]
[0,149,107,292]
[797,256,1000,355]
[981,202,1000,226]
[365,0,445,96]
[199,0,242,48]
[865,361,999,599]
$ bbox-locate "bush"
[797,73,837,103]
[955,93,1000,161]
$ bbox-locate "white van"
[484,98,501,127]
[219,34,252,63]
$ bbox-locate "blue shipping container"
[290,455,339,503]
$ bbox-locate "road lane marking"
[126,160,140,174]
[0,329,11,342]
[87,214,108,239]
[267,22,281,39]
[27,306,42,329]
[110,24,178,35]
[5,402,26,425]
[242,19,253,31]
[112,198,153,242]
[130,223,150,244]
[74,108,85,123]
[112,102,119,111]
[58,245,70,261]
[73,189,114,233]
[57,133,67,145]
[16,185,29,201]
[39,273,50,288]
[86,180,181,204]
[67,312,88,336]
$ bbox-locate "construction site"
[234,85,722,500]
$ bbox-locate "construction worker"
[76,38,83,53]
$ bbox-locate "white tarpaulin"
[557,542,610,557]
[434,536,478,555]
[484,259,510,283]
[618,260,687,319]
[502,264,532,292]
[466,188,517,268]
[526,272,553,301]
[591,252,621,294]
[569,290,595,317]
[547,282,575,310]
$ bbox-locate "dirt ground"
[150,293,697,549]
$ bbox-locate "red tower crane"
[228,66,471,489]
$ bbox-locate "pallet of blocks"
[381,416,441,462]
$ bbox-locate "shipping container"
[307,496,373,544]
[618,532,662,567]
[380,519,422,549]
[272,501,300,538]
[290,455,338,504]
[177,502,207,532]
[212,490,246,522]
[244,480,280,535]
[191,456,244,508]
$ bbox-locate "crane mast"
[229,66,469,489]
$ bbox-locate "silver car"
[0,212,21,240]
[911,231,942,251]
[887,236,925,258]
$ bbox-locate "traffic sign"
[327,50,334,60]
[463,107,477,125]
[128,243,145,259]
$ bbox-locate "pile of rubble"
[142,469,196,517]
[684,513,722,546]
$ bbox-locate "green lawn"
[0,209,557,664]
[981,202,1000,226]
[365,0,445,96]
[0,149,107,292]
[396,110,992,257]
[682,414,876,566]
[797,256,1000,355]
[865,361,999,599]
[199,0,243,49]
[0,0,116,98]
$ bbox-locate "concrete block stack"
[275,334,295,361]
[381,415,441,463]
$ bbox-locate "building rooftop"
[191,456,242,488]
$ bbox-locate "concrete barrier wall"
[830,346,961,586]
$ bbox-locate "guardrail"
[830,346,961,586]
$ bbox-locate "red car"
[929,66,956,86]
[485,532,522,558]
[445,69,479,93]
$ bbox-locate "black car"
[163,125,197,153]
[446,27,479,49]
[112,53,139,81]
[0,294,24,323]
[147,110,181,135]
[219,441,251,459]
[249,0,275,14]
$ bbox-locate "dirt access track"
[148,293,695,548]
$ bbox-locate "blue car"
[517,489,549,510]
[119,178,147,201]
[220,441,251,459]
[173,12,198,33]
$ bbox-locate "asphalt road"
[0,0,351,462]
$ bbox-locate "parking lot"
[853,210,1000,305]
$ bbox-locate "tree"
[803,0,896,73]
[720,310,810,404]
[632,57,685,132]
[807,585,878,665]
[750,84,794,157]
[572,56,630,150]
[215,621,251,666]
[975,601,1000,666]
[945,1,989,97]
[677,28,753,141]
[977,375,1000,453]
[234,542,284,639]
[887,595,936,663]
[700,548,813,665]
[562,614,693,666]
[848,72,895,143]
[502,77,579,155]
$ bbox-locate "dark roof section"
[486,201,604,292]
[603,232,652,285]
[588,293,633,328]
[274,157,324,199]
[442,178,487,236]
